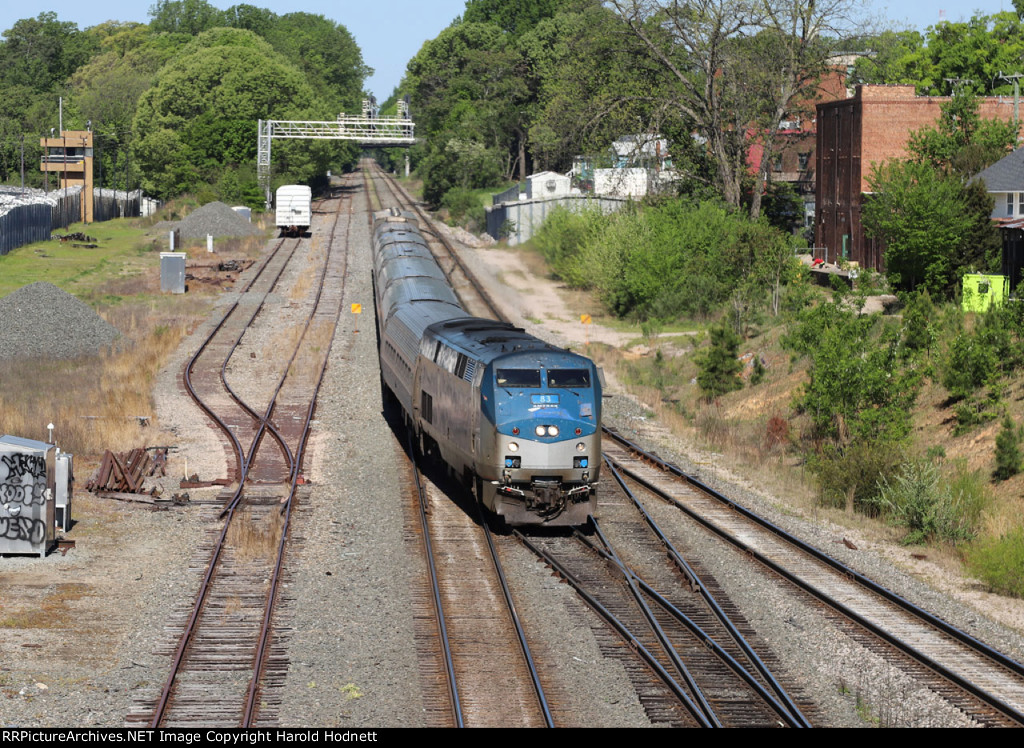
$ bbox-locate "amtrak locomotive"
[372,209,601,526]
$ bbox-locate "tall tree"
[607,0,865,219]
[0,12,98,91]
[131,28,331,197]
[463,0,567,37]
[907,85,1017,178]
[863,159,999,297]
[261,13,370,111]
[148,0,226,35]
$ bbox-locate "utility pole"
[999,71,1023,127]
[20,134,25,192]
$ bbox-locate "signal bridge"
[258,107,416,207]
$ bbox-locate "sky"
[0,1,1019,99]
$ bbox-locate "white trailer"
[276,185,312,236]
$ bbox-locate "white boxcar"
[276,185,312,236]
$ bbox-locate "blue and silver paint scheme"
[372,208,601,526]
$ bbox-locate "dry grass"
[227,508,284,562]
[0,224,267,461]
[0,307,190,456]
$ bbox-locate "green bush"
[967,527,1024,598]
[873,459,988,545]
[536,198,795,322]
[994,415,1023,481]
[696,323,744,400]
[942,332,998,402]
[530,205,608,283]
[900,288,936,356]
[440,187,486,230]
[809,442,903,513]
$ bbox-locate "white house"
[973,147,1024,219]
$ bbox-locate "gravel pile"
[152,201,262,240]
[0,282,120,360]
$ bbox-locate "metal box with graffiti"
[0,436,57,557]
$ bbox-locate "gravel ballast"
[0,282,120,360]
[2,177,1023,729]
[151,201,262,240]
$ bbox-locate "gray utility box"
[160,252,187,294]
[55,452,73,532]
[0,436,56,557]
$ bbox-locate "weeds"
[227,508,284,562]
[872,459,988,545]
[967,526,1024,598]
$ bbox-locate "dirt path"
[441,222,1024,639]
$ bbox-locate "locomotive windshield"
[547,369,591,388]
[496,369,541,388]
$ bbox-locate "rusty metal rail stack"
[87,447,167,495]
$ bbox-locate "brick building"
[747,66,852,230]
[815,85,1021,270]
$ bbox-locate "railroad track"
[365,162,824,727]
[398,437,555,727]
[127,179,356,727]
[515,497,812,727]
[367,161,558,726]
[365,160,1024,727]
[602,428,1024,726]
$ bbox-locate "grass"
[0,583,92,629]
[227,508,284,562]
[0,219,154,298]
[0,207,269,458]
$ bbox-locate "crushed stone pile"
[152,201,262,240]
[0,282,121,361]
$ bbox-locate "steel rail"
[243,183,355,726]
[152,236,299,727]
[602,456,811,728]
[408,433,464,727]
[603,427,1024,725]
[368,162,549,726]
[478,510,555,727]
[181,237,293,482]
[577,515,807,727]
[151,191,342,727]
[588,516,722,726]
[513,529,713,727]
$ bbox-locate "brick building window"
[798,152,810,171]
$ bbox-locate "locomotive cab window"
[548,369,590,388]
[496,369,541,388]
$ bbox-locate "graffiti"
[2,452,45,481]
[0,516,45,545]
[0,452,47,509]
[0,481,45,507]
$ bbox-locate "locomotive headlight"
[508,441,519,452]
[576,442,586,452]
[535,425,546,437]
[547,425,559,437]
